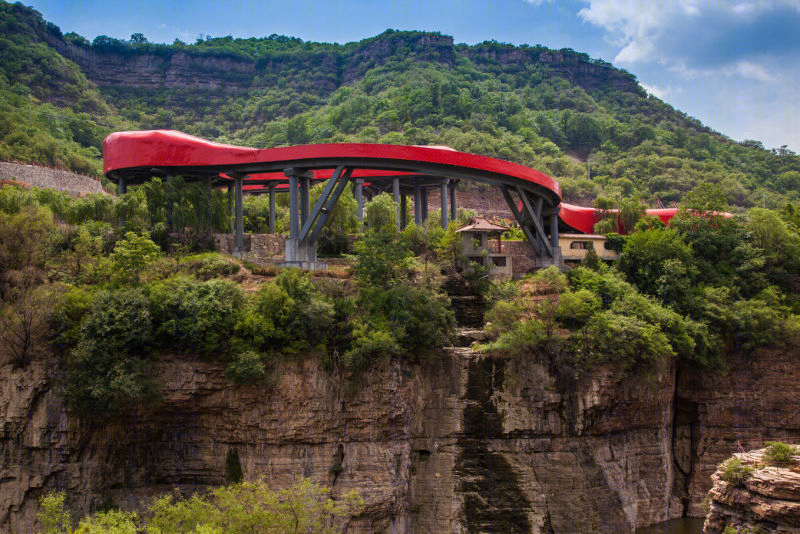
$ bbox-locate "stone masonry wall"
[0,162,105,196]
[212,233,286,262]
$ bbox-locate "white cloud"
[726,61,776,82]
[577,0,800,78]
[576,0,800,151]
[640,83,669,99]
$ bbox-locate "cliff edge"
[704,447,800,533]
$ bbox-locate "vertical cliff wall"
[1,347,797,533]
[673,351,800,518]
[2,348,680,533]
[703,448,800,533]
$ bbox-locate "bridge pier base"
[282,238,319,270]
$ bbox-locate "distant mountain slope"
[2,0,798,208]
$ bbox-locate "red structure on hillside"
[103,129,690,267]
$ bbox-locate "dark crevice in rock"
[672,362,700,517]
[455,356,532,533]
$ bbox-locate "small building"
[559,233,619,266]
[456,216,513,278]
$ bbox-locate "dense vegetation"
[37,479,362,533]
[2,0,800,210]
[0,184,458,418]
[479,184,800,373]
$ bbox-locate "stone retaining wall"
[0,162,105,196]
[213,233,286,262]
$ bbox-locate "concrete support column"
[440,180,449,230]
[400,193,407,230]
[118,177,127,227]
[268,184,276,234]
[228,183,235,234]
[289,174,299,239]
[421,189,429,222]
[392,177,401,229]
[300,176,310,226]
[449,181,458,221]
[414,186,422,225]
[550,212,559,249]
[355,178,364,223]
[234,176,244,257]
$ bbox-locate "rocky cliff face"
[45,32,455,93]
[43,31,640,98]
[704,448,800,533]
[673,351,800,518]
[459,45,644,95]
[1,346,797,533]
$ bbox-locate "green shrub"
[37,491,71,534]
[60,288,154,416]
[363,193,398,234]
[566,266,632,309]
[233,269,334,354]
[527,265,567,294]
[77,288,152,354]
[557,289,601,328]
[477,318,547,357]
[73,510,138,534]
[724,524,765,534]
[350,232,416,289]
[585,311,674,372]
[0,204,57,273]
[225,351,267,384]
[49,285,97,349]
[763,441,799,466]
[342,324,402,370]
[180,252,241,280]
[145,478,362,533]
[719,458,754,487]
[109,232,160,283]
[147,276,244,355]
[619,228,696,308]
[485,300,523,336]
[357,284,454,358]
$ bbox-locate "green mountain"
[2,0,799,208]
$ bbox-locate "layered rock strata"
[2,347,680,533]
[704,448,800,533]
[2,346,799,533]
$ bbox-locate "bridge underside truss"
[103,130,563,268]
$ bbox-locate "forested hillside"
[2,0,800,208]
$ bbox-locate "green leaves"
[110,232,160,283]
[61,288,153,416]
[147,276,244,356]
[351,232,415,289]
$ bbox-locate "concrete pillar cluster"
[234,176,243,256]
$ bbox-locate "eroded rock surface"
[704,448,800,533]
[2,347,799,533]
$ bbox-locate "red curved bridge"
[105,130,566,266]
[103,130,681,266]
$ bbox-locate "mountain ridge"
[2,0,799,209]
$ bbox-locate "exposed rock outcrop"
[2,348,680,533]
[704,448,800,533]
[673,351,800,518]
[2,346,799,533]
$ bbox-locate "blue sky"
[29,0,800,152]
